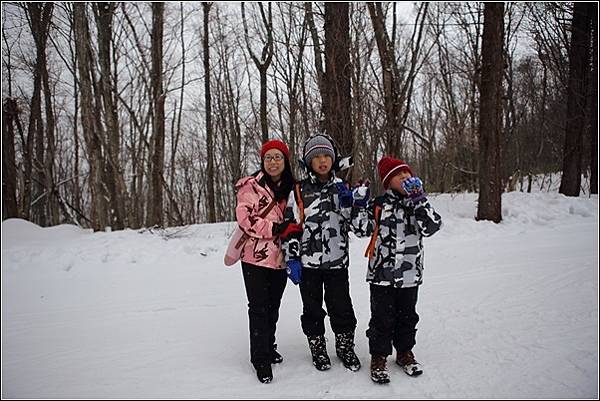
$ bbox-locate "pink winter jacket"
[235,172,286,270]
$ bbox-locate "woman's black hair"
[260,157,296,201]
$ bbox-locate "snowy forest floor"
[2,191,598,399]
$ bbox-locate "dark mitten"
[272,220,291,236]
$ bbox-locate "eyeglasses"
[264,154,285,163]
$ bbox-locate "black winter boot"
[335,332,361,371]
[307,335,331,371]
[253,362,273,383]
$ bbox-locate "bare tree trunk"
[476,2,504,223]
[203,2,216,223]
[219,7,245,187]
[225,72,243,184]
[147,2,165,227]
[273,4,308,166]
[2,14,18,220]
[73,2,107,230]
[589,3,598,195]
[324,2,353,172]
[367,2,400,155]
[23,3,51,224]
[559,2,593,196]
[349,3,377,186]
[26,5,44,225]
[305,2,326,116]
[94,2,126,229]
[170,2,187,225]
[25,3,56,226]
[241,2,273,143]
[73,75,81,215]
[39,6,57,226]
[2,98,19,218]
[258,70,269,142]
[64,5,82,215]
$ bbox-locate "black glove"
[272,220,292,236]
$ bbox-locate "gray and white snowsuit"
[282,173,361,270]
[282,172,362,336]
[353,189,442,357]
[352,189,442,288]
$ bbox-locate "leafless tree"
[270,3,309,168]
[73,2,108,230]
[3,98,20,218]
[241,2,273,143]
[94,2,127,229]
[423,3,483,192]
[476,2,504,223]
[368,2,430,157]
[3,0,591,229]
[22,3,56,225]
[588,3,598,195]
[304,2,326,119]
[147,2,165,227]
[324,2,353,170]
[203,2,216,223]
[559,2,593,196]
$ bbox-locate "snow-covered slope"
[2,192,598,398]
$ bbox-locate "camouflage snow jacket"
[352,190,442,288]
[282,173,361,270]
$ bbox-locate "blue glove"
[286,259,302,285]
[402,177,427,203]
[335,182,354,208]
[352,181,370,208]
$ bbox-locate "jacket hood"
[235,172,264,190]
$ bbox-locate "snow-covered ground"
[2,191,598,398]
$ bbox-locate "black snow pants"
[299,267,357,336]
[241,262,287,365]
[366,284,420,357]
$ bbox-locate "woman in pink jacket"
[235,139,299,383]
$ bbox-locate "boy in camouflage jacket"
[352,156,442,384]
[281,134,364,372]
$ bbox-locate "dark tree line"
[2,2,597,230]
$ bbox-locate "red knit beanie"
[260,139,290,160]
[377,156,414,189]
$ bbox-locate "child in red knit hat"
[352,156,442,384]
